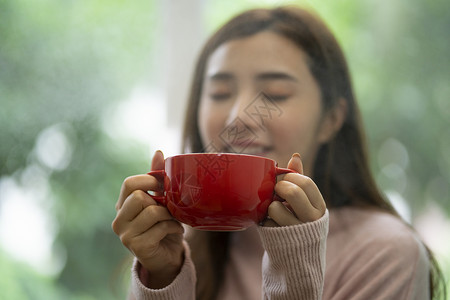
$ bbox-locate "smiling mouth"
[224,144,273,156]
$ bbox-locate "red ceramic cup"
[148,153,294,231]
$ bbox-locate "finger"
[267,201,301,226]
[282,201,294,211]
[115,190,157,224]
[137,220,184,248]
[128,205,174,236]
[262,219,279,227]
[287,153,303,175]
[150,150,165,198]
[282,173,326,213]
[116,174,161,211]
[120,219,184,257]
[151,150,165,171]
[275,180,323,222]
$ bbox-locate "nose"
[224,91,258,130]
[221,92,261,153]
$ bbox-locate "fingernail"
[292,153,301,160]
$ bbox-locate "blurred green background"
[0,0,449,298]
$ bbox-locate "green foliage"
[0,249,67,300]
[1,0,155,298]
[48,120,144,298]
[0,0,156,174]
[352,0,450,213]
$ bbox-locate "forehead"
[205,31,309,76]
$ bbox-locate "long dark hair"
[181,6,446,300]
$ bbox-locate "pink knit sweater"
[129,207,430,299]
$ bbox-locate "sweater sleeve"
[128,241,196,300]
[257,210,329,300]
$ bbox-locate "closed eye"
[266,94,290,101]
[210,93,232,101]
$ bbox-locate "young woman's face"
[198,31,336,175]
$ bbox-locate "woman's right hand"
[112,150,185,289]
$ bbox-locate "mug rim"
[169,152,276,163]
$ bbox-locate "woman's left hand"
[263,153,326,227]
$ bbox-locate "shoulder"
[327,208,429,281]
[325,207,430,299]
[328,206,430,276]
[329,206,425,252]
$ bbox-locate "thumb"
[151,150,165,171]
[287,153,303,175]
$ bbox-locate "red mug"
[148,153,294,231]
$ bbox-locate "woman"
[112,6,446,299]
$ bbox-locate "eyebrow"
[207,71,298,82]
[208,72,234,81]
[256,72,298,82]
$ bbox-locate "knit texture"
[257,210,328,300]
[128,207,430,299]
[130,241,196,300]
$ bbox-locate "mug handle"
[275,167,296,176]
[147,170,166,205]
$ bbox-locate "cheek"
[198,100,227,147]
[197,101,209,141]
[269,117,302,149]
[268,112,320,158]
